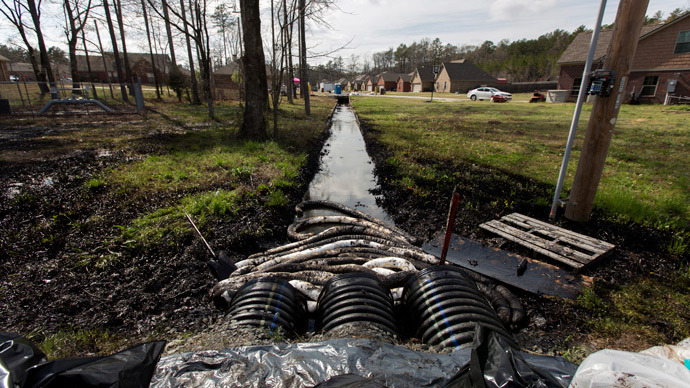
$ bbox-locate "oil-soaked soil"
[0,113,327,353]
[0,107,687,359]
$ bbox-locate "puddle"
[304,104,393,224]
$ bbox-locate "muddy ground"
[0,108,686,360]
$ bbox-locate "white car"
[467,87,512,101]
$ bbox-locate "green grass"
[574,266,690,349]
[30,327,131,360]
[351,96,690,233]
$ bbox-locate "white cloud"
[488,0,558,21]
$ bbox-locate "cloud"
[489,0,558,21]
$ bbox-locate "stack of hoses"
[211,200,526,342]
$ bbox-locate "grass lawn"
[350,95,690,236]
[351,95,690,360]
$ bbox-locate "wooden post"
[565,0,649,222]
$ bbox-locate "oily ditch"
[0,102,686,358]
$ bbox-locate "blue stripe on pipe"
[423,278,461,351]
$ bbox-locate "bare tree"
[102,0,128,102]
[26,0,56,94]
[63,0,93,92]
[179,0,200,104]
[112,0,133,89]
[161,0,176,67]
[141,0,161,99]
[0,0,47,93]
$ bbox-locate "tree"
[239,0,268,138]
[26,0,56,94]
[62,0,93,91]
[0,0,45,91]
[102,0,128,102]
[211,4,235,66]
[141,0,161,99]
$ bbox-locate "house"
[410,66,436,92]
[363,76,375,91]
[376,72,400,92]
[7,62,70,81]
[74,53,172,83]
[8,62,35,81]
[396,73,413,92]
[434,60,497,93]
[0,55,9,81]
[213,63,241,100]
[557,12,690,104]
[348,74,368,91]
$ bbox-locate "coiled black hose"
[403,266,516,350]
[315,272,398,335]
[227,277,307,337]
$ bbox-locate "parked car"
[9,75,18,82]
[467,87,512,101]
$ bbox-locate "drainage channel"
[303,103,393,224]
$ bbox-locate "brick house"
[434,60,497,93]
[376,72,400,91]
[410,66,436,92]
[396,73,413,92]
[557,12,690,104]
[75,53,172,83]
[213,63,241,100]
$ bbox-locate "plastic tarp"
[569,338,690,388]
[151,335,577,388]
[0,332,165,388]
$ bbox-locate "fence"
[0,80,149,115]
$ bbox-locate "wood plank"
[503,213,614,251]
[422,233,592,299]
[481,220,590,267]
[480,213,615,271]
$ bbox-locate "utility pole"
[565,0,649,222]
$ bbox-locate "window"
[675,30,690,54]
[571,77,582,95]
[641,75,659,96]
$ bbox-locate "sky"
[1,0,688,68]
[308,0,689,65]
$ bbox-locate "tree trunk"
[141,0,161,99]
[161,0,176,67]
[102,0,128,102]
[94,19,115,98]
[113,0,132,93]
[81,27,98,99]
[239,0,267,139]
[298,0,309,115]
[26,0,55,95]
[180,0,200,104]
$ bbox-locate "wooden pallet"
[480,213,615,271]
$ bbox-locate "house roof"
[214,63,241,75]
[397,73,412,83]
[0,55,9,62]
[557,24,663,64]
[440,61,496,82]
[378,72,401,83]
[412,66,436,82]
[8,62,35,72]
[639,11,690,40]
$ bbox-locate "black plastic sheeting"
[151,334,577,388]
[0,332,165,388]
